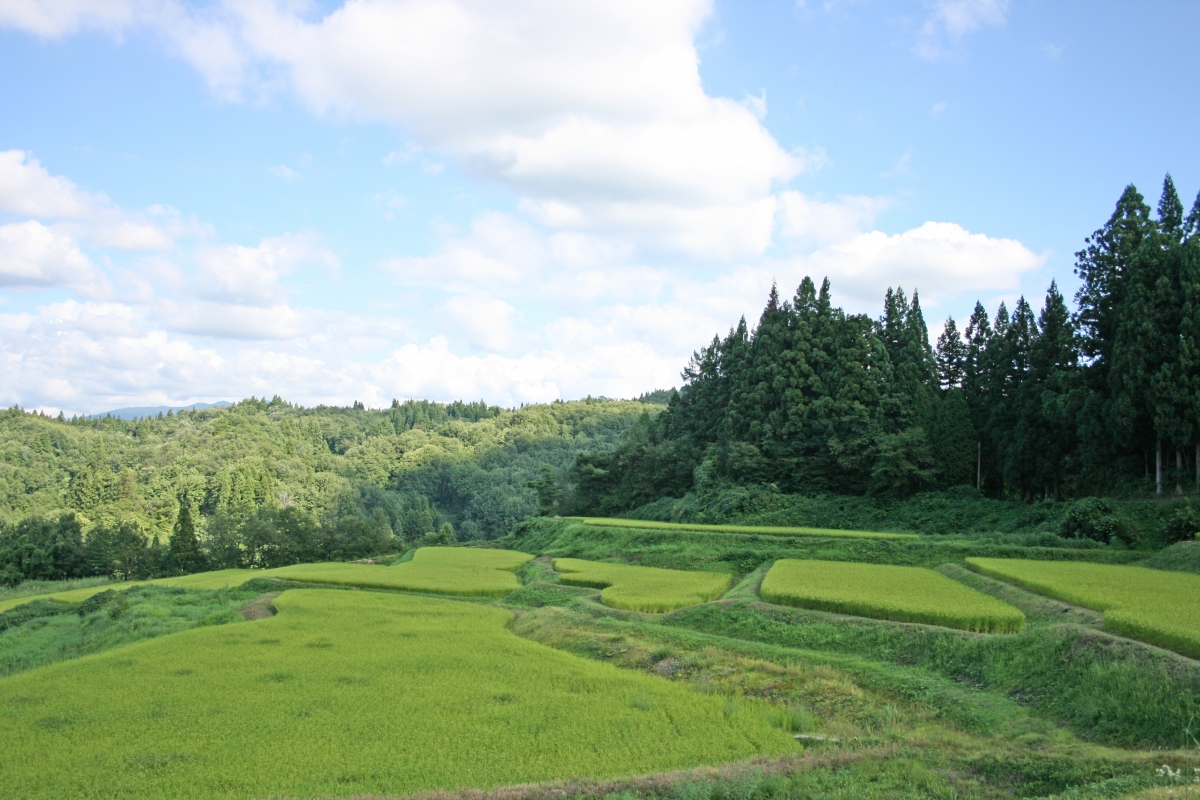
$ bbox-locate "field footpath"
[366,748,890,800]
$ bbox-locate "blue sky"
[0,0,1196,414]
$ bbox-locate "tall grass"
[0,584,254,678]
[0,590,798,799]
[967,558,1200,658]
[553,558,732,612]
[760,559,1025,633]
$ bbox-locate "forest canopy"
[572,176,1200,515]
[0,396,646,584]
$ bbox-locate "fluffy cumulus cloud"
[0,221,106,294]
[0,0,803,260]
[795,221,1044,310]
[0,0,1048,414]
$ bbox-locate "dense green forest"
[0,396,645,584]
[573,176,1200,523]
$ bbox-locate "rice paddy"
[0,589,798,799]
[552,558,732,612]
[0,548,533,614]
[571,517,918,540]
[966,558,1200,657]
[759,559,1026,632]
[274,547,533,596]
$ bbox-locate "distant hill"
[88,401,232,420]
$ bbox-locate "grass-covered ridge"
[275,547,534,597]
[967,558,1200,658]
[571,516,918,540]
[760,559,1025,633]
[0,589,798,799]
[552,558,731,612]
[0,583,260,678]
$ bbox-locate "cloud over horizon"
[0,0,1048,415]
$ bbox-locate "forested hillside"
[0,396,646,583]
[573,176,1200,515]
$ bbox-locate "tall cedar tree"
[169,498,203,574]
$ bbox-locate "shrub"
[1164,504,1200,544]
[1060,497,1132,544]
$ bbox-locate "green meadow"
[760,558,1026,632]
[552,557,731,612]
[0,589,797,800]
[967,558,1200,657]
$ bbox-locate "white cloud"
[193,233,339,307]
[916,0,1008,59]
[0,1,802,259]
[743,89,768,120]
[440,295,522,352]
[0,0,156,37]
[796,220,1045,310]
[158,299,309,340]
[778,191,891,246]
[0,150,186,251]
[0,221,108,294]
[0,150,102,218]
[269,164,300,181]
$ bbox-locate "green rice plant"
[0,590,798,799]
[759,559,1025,633]
[967,558,1200,657]
[275,547,534,596]
[570,517,918,540]
[553,558,732,612]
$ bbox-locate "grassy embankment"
[0,582,267,678]
[511,517,1146,573]
[967,558,1200,658]
[760,559,1025,633]
[552,558,731,612]
[569,517,918,540]
[0,589,799,800]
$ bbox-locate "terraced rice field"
[572,517,918,540]
[553,558,731,612]
[1,549,535,613]
[275,547,533,596]
[0,589,797,799]
[760,559,1025,632]
[967,558,1200,657]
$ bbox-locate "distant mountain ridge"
[88,401,232,420]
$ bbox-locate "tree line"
[572,176,1200,515]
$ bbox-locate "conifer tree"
[931,389,976,486]
[169,496,203,574]
[936,318,967,390]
